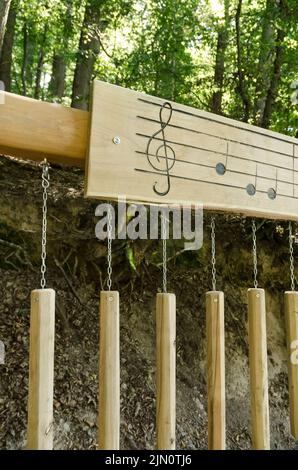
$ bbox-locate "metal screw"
[113,136,121,145]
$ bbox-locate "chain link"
[211,217,217,291]
[162,214,167,293]
[252,219,258,288]
[40,160,50,289]
[289,221,295,291]
[107,206,113,291]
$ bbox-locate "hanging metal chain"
[107,205,113,291]
[40,159,50,289]
[289,221,295,291]
[252,219,258,289]
[162,214,167,293]
[211,217,217,291]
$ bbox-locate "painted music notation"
[138,98,298,201]
[215,143,278,200]
[145,102,176,196]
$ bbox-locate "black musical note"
[216,142,229,176]
[267,168,278,200]
[146,102,176,196]
[246,164,258,196]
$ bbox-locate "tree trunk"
[71,1,102,110]
[0,0,12,54]
[211,0,229,115]
[48,54,66,101]
[235,0,250,122]
[21,23,28,96]
[260,27,285,129]
[211,29,226,115]
[34,25,48,100]
[0,2,16,91]
[253,0,275,125]
[48,0,73,102]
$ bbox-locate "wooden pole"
[98,291,120,450]
[247,288,270,450]
[284,291,298,438]
[27,288,55,450]
[156,293,176,450]
[206,291,225,450]
[0,91,88,166]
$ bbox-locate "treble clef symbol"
[146,102,176,196]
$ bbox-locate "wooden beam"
[206,291,225,450]
[247,288,270,450]
[27,289,55,450]
[98,291,120,450]
[156,293,176,450]
[284,291,298,438]
[0,91,89,167]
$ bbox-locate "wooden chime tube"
[206,291,225,450]
[247,288,270,450]
[156,293,176,450]
[27,289,55,450]
[284,291,298,438]
[98,291,120,450]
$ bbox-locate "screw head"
[113,136,121,145]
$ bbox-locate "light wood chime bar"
[156,214,176,450]
[98,206,120,450]
[27,161,55,450]
[247,220,270,450]
[206,217,225,450]
[284,222,298,438]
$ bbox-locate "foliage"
[0,0,297,133]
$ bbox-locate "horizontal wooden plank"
[0,91,89,166]
[1,85,298,220]
[85,80,298,220]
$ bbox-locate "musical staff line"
[135,150,298,188]
[138,97,297,152]
[137,114,296,163]
[134,167,298,200]
[136,131,298,175]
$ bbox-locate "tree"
[0,0,17,91]
[211,0,230,115]
[259,0,287,128]
[235,0,250,122]
[0,0,297,136]
[124,0,199,103]
[0,0,12,54]
[71,0,106,109]
[48,0,79,102]
[253,0,276,126]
